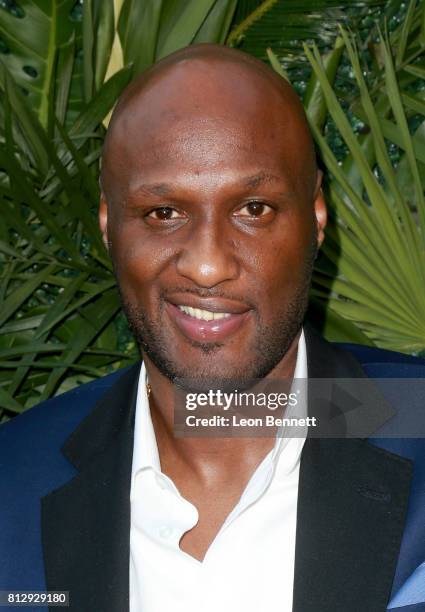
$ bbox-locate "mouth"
[165,297,252,343]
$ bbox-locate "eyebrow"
[242,172,281,189]
[132,182,172,197]
[131,172,283,198]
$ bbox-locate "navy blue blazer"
[1,326,425,612]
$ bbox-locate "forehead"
[102,58,313,200]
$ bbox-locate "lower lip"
[165,302,251,343]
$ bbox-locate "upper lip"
[166,293,251,314]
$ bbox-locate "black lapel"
[41,364,141,612]
[292,326,413,612]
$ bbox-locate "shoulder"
[0,363,141,555]
[334,344,425,462]
[303,323,425,379]
[0,364,141,586]
[338,342,425,437]
[336,342,425,378]
[0,365,139,466]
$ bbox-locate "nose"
[176,224,239,289]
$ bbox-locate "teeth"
[178,305,232,321]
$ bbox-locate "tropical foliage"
[303,3,425,354]
[0,0,423,419]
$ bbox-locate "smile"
[165,301,251,343]
[177,305,231,321]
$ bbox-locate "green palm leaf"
[227,0,390,67]
[303,28,425,354]
[0,0,82,128]
[117,0,238,77]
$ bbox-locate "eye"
[146,206,183,221]
[234,201,273,218]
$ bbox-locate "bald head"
[100,43,317,203]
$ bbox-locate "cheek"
[238,215,315,294]
[109,223,175,299]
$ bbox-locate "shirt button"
[158,526,173,539]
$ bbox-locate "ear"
[99,192,109,252]
[313,170,327,249]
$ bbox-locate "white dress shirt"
[130,330,307,612]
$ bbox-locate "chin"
[172,370,260,394]
[144,341,285,393]
[146,347,249,391]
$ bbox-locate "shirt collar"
[131,362,160,485]
[270,326,308,463]
[131,328,308,488]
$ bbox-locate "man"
[1,43,425,612]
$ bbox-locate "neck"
[142,328,301,482]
